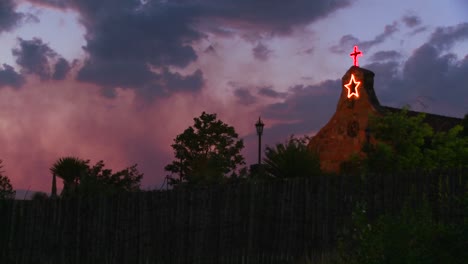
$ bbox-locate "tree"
[350,109,468,174]
[0,160,15,200]
[50,157,88,197]
[81,160,143,195]
[50,157,143,197]
[366,108,433,173]
[31,192,48,201]
[262,135,321,179]
[461,113,468,138]
[165,112,245,186]
[426,125,468,170]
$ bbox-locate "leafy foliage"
[366,108,433,173]
[165,112,245,186]
[50,157,143,197]
[338,201,468,264]
[263,135,321,179]
[348,109,468,174]
[0,160,15,200]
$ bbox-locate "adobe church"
[308,46,463,173]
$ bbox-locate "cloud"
[252,43,273,61]
[331,22,399,53]
[362,42,468,116]
[402,15,421,28]
[0,64,25,88]
[370,50,402,62]
[12,38,72,81]
[234,88,257,106]
[29,0,352,100]
[258,87,287,99]
[429,23,468,49]
[0,0,23,33]
[198,0,352,35]
[52,58,72,80]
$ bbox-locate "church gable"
[308,46,463,173]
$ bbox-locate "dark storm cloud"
[163,68,204,93]
[12,38,72,81]
[260,80,341,143]
[29,0,352,98]
[0,64,25,88]
[429,23,468,49]
[362,43,468,116]
[370,50,402,62]
[197,0,352,34]
[402,15,421,28]
[234,88,257,106]
[52,58,71,80]
[258,87,287,99]
[331,22,399,53]
[13,38,53,80]
[252,43,273,61]
[0,0,23,33]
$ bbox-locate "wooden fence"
[1,170,467,264]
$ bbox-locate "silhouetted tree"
[31,192,48,201]
[50,157,143,197]
[165,112,245,186]
[0,160,15,200]
[50,157,88,197]
[263,135,321,179]
[80,160,143,195]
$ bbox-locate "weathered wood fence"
[1,170,467,264]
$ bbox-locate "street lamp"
[255,117,265,164]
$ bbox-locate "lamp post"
[255,117,265,165]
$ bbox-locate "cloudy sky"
[0,0,467,193]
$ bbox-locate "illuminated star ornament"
[344,74,361,98]
[350,45,363,66]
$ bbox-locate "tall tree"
[263,135,321,179]
[0,160,15,200]
[165,112,245,186]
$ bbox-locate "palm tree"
[50,157,88,197]
[263,136,321,179]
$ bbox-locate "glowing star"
[344,74,361,98]
[350,45,363,66]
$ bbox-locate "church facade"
[308,47,462,173]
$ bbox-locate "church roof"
[381,106,463,133]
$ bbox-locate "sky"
[0,0,467,194]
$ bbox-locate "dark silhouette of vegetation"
[50,157,88,197]
[343,109,468,174]
[338,199,468,264]
[262,135,321,179]
[165,112,245,186]
[0,160,15,200]
[31,191,48,201]
[50,157,143,197]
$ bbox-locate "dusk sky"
[0,0,467,193]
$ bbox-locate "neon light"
[350,46,363,66]
[344,74,361,98]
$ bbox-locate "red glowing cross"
[344,74,361,98]
[350,46,363,66]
